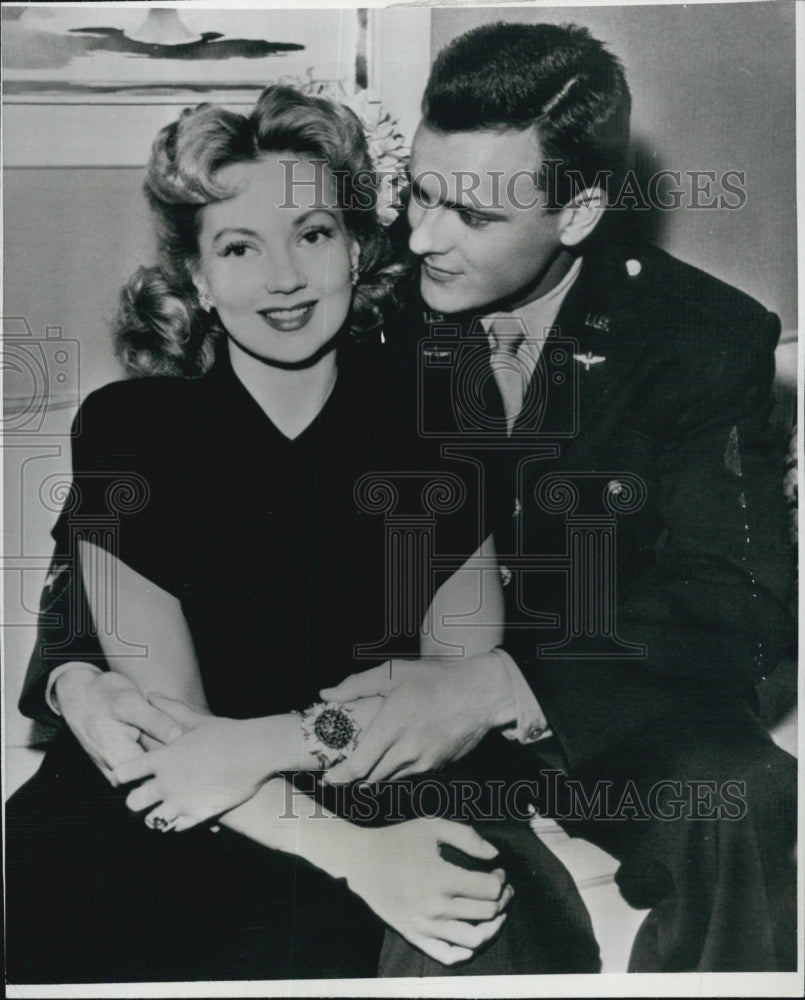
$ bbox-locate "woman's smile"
[258,299,319,331]
[193,155,358,367]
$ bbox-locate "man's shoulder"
[595,241,775,329]
[586,241,780,368]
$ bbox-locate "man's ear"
[557,187,606,248]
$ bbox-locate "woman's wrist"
[304,818,376,886]
[226,704,362,788]
[224,777,371,884]
[236,714,304,775]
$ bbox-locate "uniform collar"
[481,256,583,339]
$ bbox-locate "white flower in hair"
[278,72,409,225]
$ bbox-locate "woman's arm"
[79,539,209,710]
[223,777,512,967]
[95,544,511,965]
[82,541,375,789]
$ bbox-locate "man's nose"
[408,200,449,257]
[265,254,307,295]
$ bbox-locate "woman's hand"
[112,696,269,832]
[345,818,513,966]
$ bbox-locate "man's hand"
[53,670,184,783]
[320,653,515,784]
[345,818,513,966]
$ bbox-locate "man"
[320,21,797,971]
[12,20,796,975]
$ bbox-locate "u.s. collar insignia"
[573,352,606,371]
[423,346,453,362]
[585,313,611,332]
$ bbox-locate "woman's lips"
[258,300,317,331]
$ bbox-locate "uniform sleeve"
[19,382,185,722]
[515,309,795,772]
[17,543,109,724]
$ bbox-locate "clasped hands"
[55,659,514,963]
[57,653,511,824]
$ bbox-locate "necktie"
[488,316,527,434]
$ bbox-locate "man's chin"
[419,272,477,317]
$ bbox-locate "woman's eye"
[300,226,334,246]
[219,241,255,258]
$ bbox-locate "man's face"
[407,124,565,315]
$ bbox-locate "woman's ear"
[557,186,606,248]
[191,272,215,313]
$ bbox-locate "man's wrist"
[49,662,104,715]
[464,651,518,730]
[492,648,551,744]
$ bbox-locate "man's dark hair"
[422,21,631,207]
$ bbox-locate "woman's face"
[193,154,359,366]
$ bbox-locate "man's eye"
[457,210,489,229]
[410,181,439,208]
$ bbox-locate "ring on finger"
[146,813,177,833]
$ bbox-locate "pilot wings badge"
[573,352,606,371]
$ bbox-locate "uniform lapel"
[514,242,651,440]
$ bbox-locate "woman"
[6,85,519,983]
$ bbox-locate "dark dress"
[5,343,484,983]
[9,343,603,983]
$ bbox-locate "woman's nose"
[265,255,307,295]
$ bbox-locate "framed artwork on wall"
[3,6,366,103]
[2,4,430,167]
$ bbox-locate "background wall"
[4,168,154,763]
[3,1,797,770]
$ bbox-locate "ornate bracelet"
[294,701,361,770]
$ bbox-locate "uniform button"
[626,258,642,277]
[607,479,624,496]
[513,498,522,517]
[500,565,512,587]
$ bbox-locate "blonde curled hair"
[115,85,402,378]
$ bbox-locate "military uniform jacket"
[386,239,794,774]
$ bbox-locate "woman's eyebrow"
[291,208,339,227]
[212,227,261,243]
